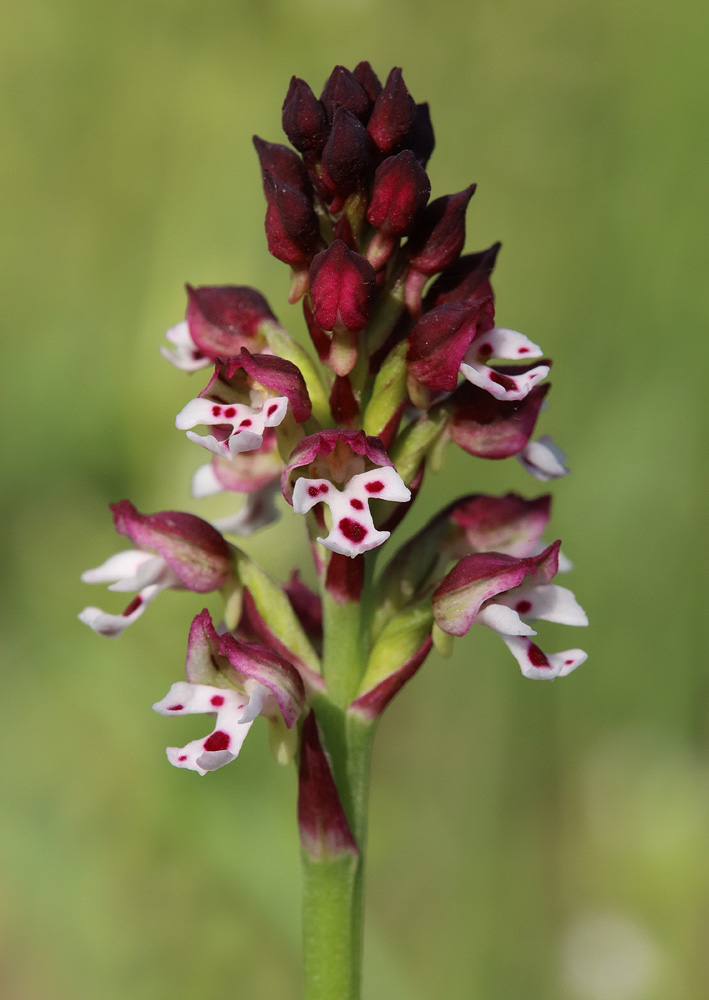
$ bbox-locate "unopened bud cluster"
[80,64,586,826]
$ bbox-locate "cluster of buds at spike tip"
[80,62,586,800]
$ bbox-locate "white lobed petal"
[78,584,161,637]
[495,583,588,627]
[476,602,536,636]
[153,681,256,776]
[472,327,544,360]
[191,462,225,498]
[160,322,211,372]
[517,435,569,481]
[459,358,551,401]
[501,634,588,680]
[107,555,178,593]
[81,549,153,585]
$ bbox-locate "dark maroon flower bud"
[252,135,312,197]
[445,382,550,459]
[367,67,417,155]
[424,242,501,310]
[321,107,375,200]
[320,65,371,123]
[406,184,476,275]
[185,284,277,359]
[309,239,376,333]
[353,61,382,104]
[263,171,324,269]
[367,150,431,237]
[281,76,330,157]
[406,102,435,166]
[407,300,490,392]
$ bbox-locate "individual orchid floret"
[320,107,375,204]
[366,67,416,155]
[79,502,231,637]
[153,681,261,774]
[433,541,587,680]
[442,381,550,459]
[404,185,476,315]
[176,348,311,459]
[160,320,211,372]
[517,435,570,481]
[154,609,306,774]
[282,429,411,558]
[184,284,278,360]
[309,240,376,334]
[176,394,288,458]
[458,327,550,401]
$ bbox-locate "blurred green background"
[1,1,705,998]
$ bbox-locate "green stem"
[302,568,376,1000]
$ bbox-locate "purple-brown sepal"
[298,712,358,858]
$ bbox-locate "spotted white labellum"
[78,550,181,637]
[459,327,550,401]
[292,466,411,557]
[153,680,271,775]
[500,635,587,680]
[160,321,211,372]
[175,396,289,458]
[517,435,569,481]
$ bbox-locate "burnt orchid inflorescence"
[80,63,587,998]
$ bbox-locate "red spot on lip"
[527,643,550,667]
[224,407,236,418]
[210,695,224,707]
[308,485,320,497]
[239,418,252,427]
[477,343,492,357]
[339,518,367,543]
[178,755,187,761]
[365,480,384,493]
[122,596,143,616]
[518,347,530,354]
[167,704,184,711]
[490,371,517,391]
[516,600,532,614]
[212,405,222,416]
[350,498,364,510]
[203,731,230,752]
[267,404,278,416]
[319,483,329,493]
[565,659,574,666]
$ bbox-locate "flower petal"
[472,327,543,361]
[153,681,256,776]
[495,582,588,627]
[501,635,587,680]
[78,584,162,637]
[517,435,569,481]
[160,321,211,372]
[80,549,154,586]
[459,356,550,401]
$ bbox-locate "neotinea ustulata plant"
[80,63,588,1000]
